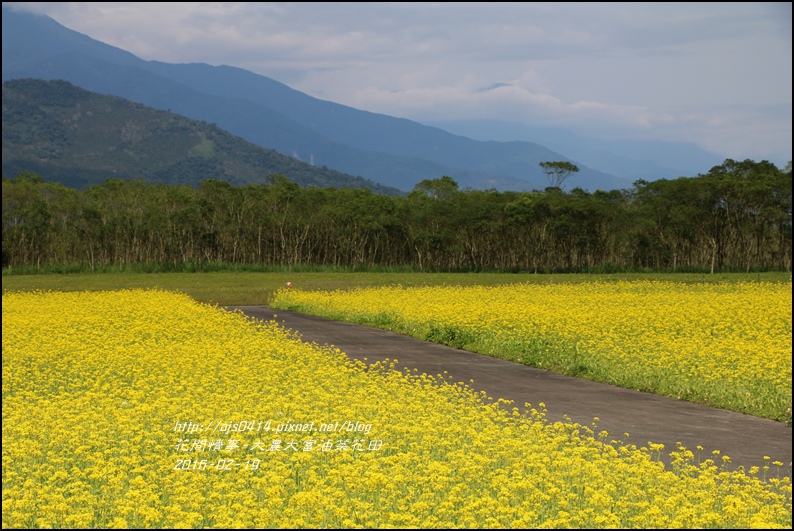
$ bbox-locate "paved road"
[227,306,792,474]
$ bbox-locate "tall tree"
[539,161,580,190]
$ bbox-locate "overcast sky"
[6,2,793,166]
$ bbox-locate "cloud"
[477,83,513,93]
[4,1,790,164]
[665,103,793,164]
[341,79,658,131]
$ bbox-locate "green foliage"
[2,158,791,275]
[2,79,402,195]
[539,161,580,189]
[412,176,460,200]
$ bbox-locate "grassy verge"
[2,270,789,306]
[271,281,793,425]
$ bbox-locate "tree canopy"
[539,161,580,189]
[3,159,791,273]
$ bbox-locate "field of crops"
[2,289,791,528]
[272,281,793,424]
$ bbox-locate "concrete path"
[227,306,791,474]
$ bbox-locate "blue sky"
[6,2,792,166]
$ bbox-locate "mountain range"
[2,7,725,192]
[2,78,403,194]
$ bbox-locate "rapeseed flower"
[273,281,792,424]
[2,289,791,528]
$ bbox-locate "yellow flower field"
[2,289,791,528]
[272,281,792,424]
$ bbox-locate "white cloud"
[4,1,791,164]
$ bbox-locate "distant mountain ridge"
[426,119,725,181]
[1,6,713,192]
[2,78,403,194]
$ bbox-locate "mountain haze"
[1,6,705,192]
[427,119,725,181]
[2,78,403,194]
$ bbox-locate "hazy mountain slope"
[2,6,630,192]
[427,119,725,180]
[138,61,629,190]
[2,78,403,194]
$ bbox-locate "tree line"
[3,159,791,273]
